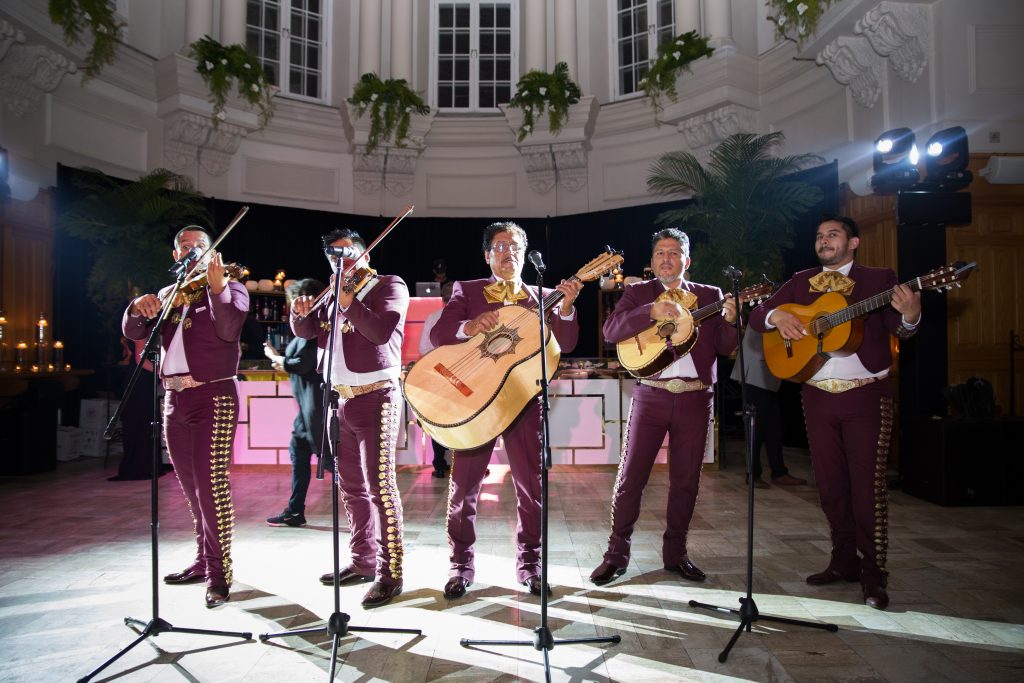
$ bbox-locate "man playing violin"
[748,214,920,610]
[590,228,737,588]
[290,228,409,608]
[429,221,583,600]
[122,226,249,609]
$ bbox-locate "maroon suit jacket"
[290,274,409,373]
[430,277,579,353]
[748,262,915,374]
[121,281,249,381]
[604,278,738,385]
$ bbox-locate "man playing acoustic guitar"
[429,221,582,599]
[591,228,738,587]
[749,214,921,610]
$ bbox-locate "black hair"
[174,225,212,250]
[481,221,527,251]
[285,278,325,305]
[322,228,367,252]
[820,213,859,239]
[650,227,690,258]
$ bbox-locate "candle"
[16,341,27,366]
[31,365,39,373]
[36,313,48,365]
[64,363,72,371]
[47,363,55,372]
[53,341,64,367]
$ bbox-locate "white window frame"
[428,0,520,113]
[246,0,331,105]
[609,0,675,101]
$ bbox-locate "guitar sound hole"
[486,334,514,355]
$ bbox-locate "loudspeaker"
[897,191,971,226]
[901,417,1024,506]
[980,155,1024,184]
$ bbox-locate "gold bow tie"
[809,270,855,295]
[483,280,528,304]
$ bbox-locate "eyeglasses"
[490,242,523,254]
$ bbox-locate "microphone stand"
[460,254,621,682]
[79,274,252,683]
[259,253,420,681]
[687,268,837,663]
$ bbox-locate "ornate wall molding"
[519,145,556,194]
[162,111,247,177]
[384,147,420,196]
[0,38,77,118]
[678,104,758,151]
[816,36,885,108]
[353,146,386,194]
[854,2,930,83]
[552,142,588,193]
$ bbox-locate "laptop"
[416,282,440,297]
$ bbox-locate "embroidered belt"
[332,379,394,400]
[805,376,883,393]
[639,377,709,393]
[163,374,234,392]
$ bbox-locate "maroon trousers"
[447,400,542,584]
[801,381,892,584]
[163,380,237,587]
[334,384,404,586]
[604,383,712,568]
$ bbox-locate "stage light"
[871,128,919,192]
[921,126,972,191]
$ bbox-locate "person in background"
[417,282,453,479]
[264,278,326,527]
[122,225,249,609]
[729,328,807,489]
[108,337,164,481]
[749,214,921,610]
[590,227,737,587]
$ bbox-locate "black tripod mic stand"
[460,250,620,682]
[258,250,420,681]
[80,273,252,683]
[688,267,837,663]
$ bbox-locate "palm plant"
[647,132,824,284]
[58,168,211,326]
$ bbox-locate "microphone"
[527,250,546,272]
[722,265,743,279]
[168,246,203,276]
[324,245,361,259]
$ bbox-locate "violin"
[340,267,376,295]
[162,263,249,308]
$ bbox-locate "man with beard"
[590,228,737,587]
[748,214,921,610]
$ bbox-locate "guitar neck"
[815,277,924,333]
[539,276,578,312]
[692,298,726,323]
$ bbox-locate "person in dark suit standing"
[264,278,326,527]
[749,214,921,610]
[429,221,582,599]
[729,329,806,488]
[123,226,249,609]
[590,228,737,587]
[291,229,408,608]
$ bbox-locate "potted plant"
[348,73,431,154]
[48,0,125,80]
[57,167,211,347]
[766,0,838,45]
[646,132,824,284]
[506,61,582,142]
[641,30,714,112]
[189,35,274,128]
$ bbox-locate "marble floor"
[1,442,1023,683]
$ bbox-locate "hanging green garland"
[766,0,839,45]
[348,73,431,154]
[189,35,274,129]
[506,61,582,143]
[640,30,714,112]
[48,0,124,81]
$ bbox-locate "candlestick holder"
[53,341,64,368]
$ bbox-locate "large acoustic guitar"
[763,261,977,382]
[403,249,624,451]
[616,281,775,378]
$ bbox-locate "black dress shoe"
[589,561,626,586]
[319,566,373,586]
[522,576,551,597]
[806,566,860,585]
[164,566,205,584]
[432,468,447,479]
[862,582,889,610]
[362,581,402,608]
[443,576,472,599]
[205,584,229,608]
[664,559,706,582]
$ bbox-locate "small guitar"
[616,280,775,379]
[404,248,624,451]
[763,261,977,382]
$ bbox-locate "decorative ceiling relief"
[0,20,76,118]
[816,1,932,107]
[678,105,758,154]
[505,96,598,194]
[163,110,247,177]
[348,105,435,196]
